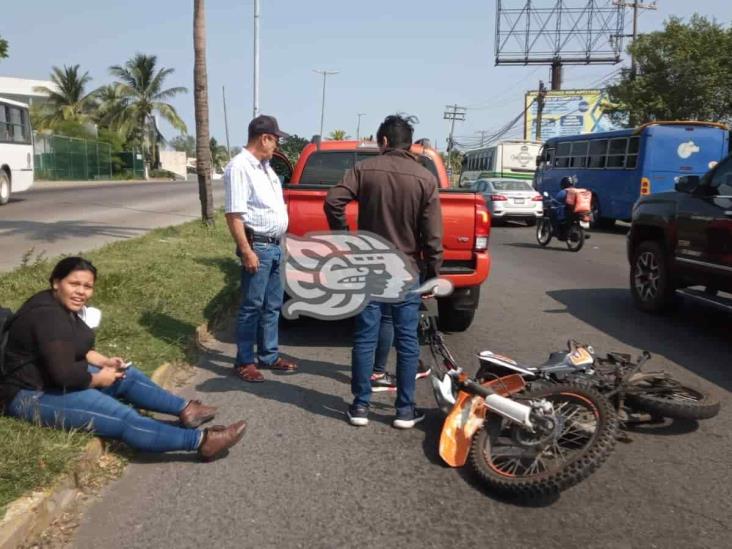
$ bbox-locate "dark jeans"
[236,242,284,366]
[373,311,394,374]
[351,291,421,416]
[7,366,201,453]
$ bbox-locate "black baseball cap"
[248,115,290,139]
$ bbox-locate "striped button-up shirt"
[224,148,289,237]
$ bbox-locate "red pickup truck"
[271,139,491,331]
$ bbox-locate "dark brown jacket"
[324,149,443,280]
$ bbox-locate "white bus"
[459,139,541,186]
[0,98,34,205]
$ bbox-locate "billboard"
[524,89,620,142]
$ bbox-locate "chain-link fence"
[33,133,113,181]
[113,151,145,179]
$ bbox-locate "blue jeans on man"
[236,242,283,366]
[351,289,422,419]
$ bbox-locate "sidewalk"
[30,177,187,191]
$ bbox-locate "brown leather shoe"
[234,363,265,383]
[198,420,247,462]
[259,357,298,373]
[179,399,218,428]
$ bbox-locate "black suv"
[628,154,732,312]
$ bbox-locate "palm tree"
[328,129,349,140]
[109,53,187,173]
[194,0,214,224]
[33,65,97,129]
[210,137,229,172]
[93,83,128,130]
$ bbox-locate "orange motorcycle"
[420,291,617,497]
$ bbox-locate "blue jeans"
[6,366,201,453]
[236,242,284,366]
[374,311,393,374]
[352,291,421,416]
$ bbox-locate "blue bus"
[533,122,730,226]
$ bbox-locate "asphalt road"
[0,180,225,272]
[72,223,731,549]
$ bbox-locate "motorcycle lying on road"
[419,291,618,497]
[536,194,591,252]
[475,340,720,426]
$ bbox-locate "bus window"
[555,142,571,168]
[607,138,628,169]
[589,139,608,168]
[544,147,555,169]
[570,141,589,168]
[0,105,8,141]
[626,136,640,169]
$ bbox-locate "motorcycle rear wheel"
[536,218,552,247]
[627,380,720,420]
[469,383,617,497]
[566,224,585,252]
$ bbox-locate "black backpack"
[0,307,17,378]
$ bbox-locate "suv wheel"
[630,241,677,313]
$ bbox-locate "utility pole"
[613,1,657,77]
[443,104,466,154]
[314,69,339,137]
[253,0,260,118]
[356,113,366,140]
[222,86,231,160]
[476,130,488,148]
[535,80,548,142]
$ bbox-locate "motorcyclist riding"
[551,175,576,225]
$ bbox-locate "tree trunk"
[193,0,214,225]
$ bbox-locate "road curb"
[0,354,189,549]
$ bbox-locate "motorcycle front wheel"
[469,383,617,497]
[536,218,552,247]
[627,378,720,420]
[566,223,585,252]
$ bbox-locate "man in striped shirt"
[224,115,298,382]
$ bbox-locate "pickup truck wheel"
[630,241,677,313]
[437,302,475,332]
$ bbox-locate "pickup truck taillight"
[475,199,490,251]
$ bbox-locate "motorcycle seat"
[535,352,569,369]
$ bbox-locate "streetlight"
[253,0,260,118]
[314,69,339,137]
[356,113,366,140]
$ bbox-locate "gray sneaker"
[393,408,426,429]
[346,405,369,426]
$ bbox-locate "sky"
[1,0,731,152]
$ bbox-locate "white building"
[0,76,58,105]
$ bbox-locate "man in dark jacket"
[324,114,443,428]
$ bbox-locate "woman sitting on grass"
[0,257,245,461]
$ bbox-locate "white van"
[0,97,34,205]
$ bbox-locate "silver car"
[472,178,543,226]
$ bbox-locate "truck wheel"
[437,301,475,332]
[0,171,10,206]
[590,195,615,229]
[630,241,677,313]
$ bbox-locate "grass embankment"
[0,212,239,515]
